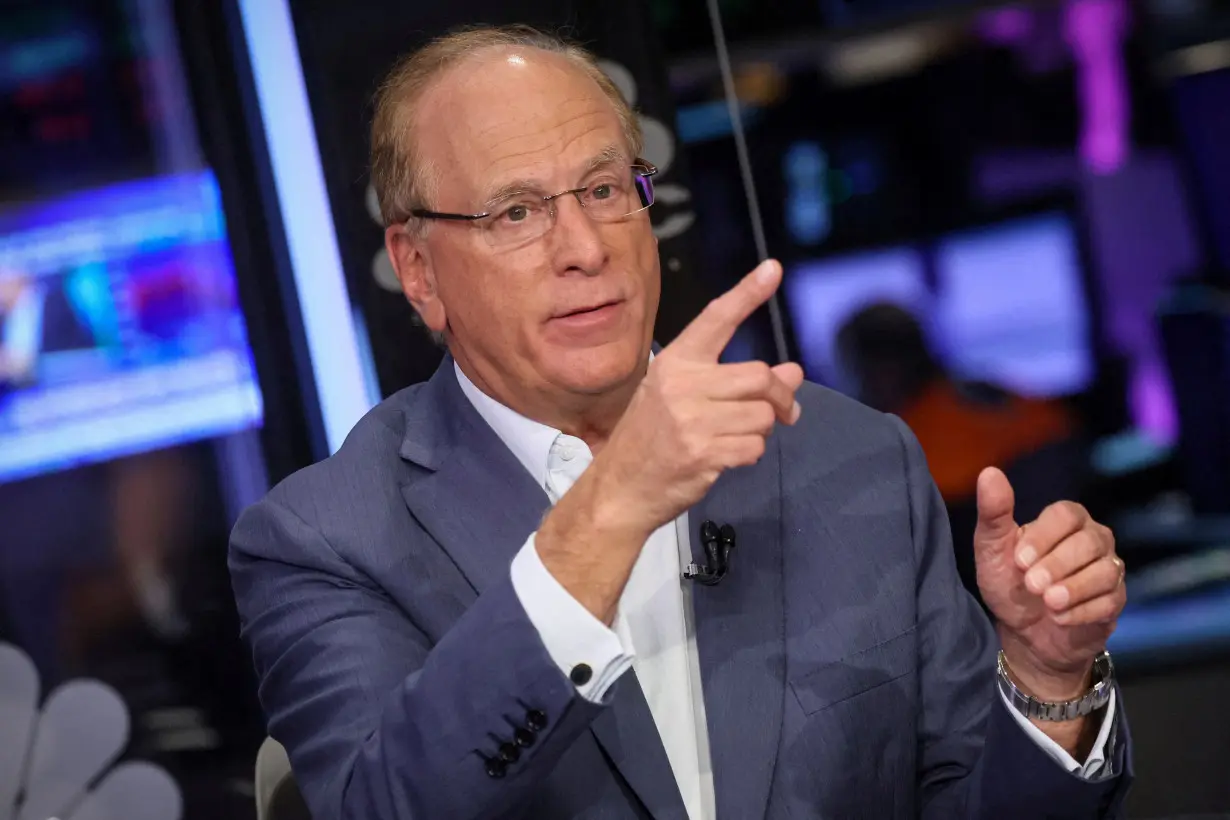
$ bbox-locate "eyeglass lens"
[482,166,655,248]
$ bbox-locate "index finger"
[1017,500,1090,569]
[671,259,781,360]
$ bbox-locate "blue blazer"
[230,356,1132,819]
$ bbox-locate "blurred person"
[836,302,1088,592]
[0,268,96,393]
[0,447,196,685]
[108,447,194,641]
[834,302,1079,500]
[230,26,1130,820]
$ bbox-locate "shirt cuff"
[999,686,1117,778]
[510,533,634,702]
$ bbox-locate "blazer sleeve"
[891,416,1135,819]
[229,495,605,820]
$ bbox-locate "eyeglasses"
[409,160,657,249]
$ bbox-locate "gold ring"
[1111,555,1125,585]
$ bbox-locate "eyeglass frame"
[406,159,658,226]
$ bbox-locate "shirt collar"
[453,361,561,490]
[453,353,654,489]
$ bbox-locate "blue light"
[237,0,378,453]
[676,101,763,144]
[783,141,830,246]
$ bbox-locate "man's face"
[388,49,660,407]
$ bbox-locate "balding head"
[377,24,662,436]
[370,25,643,228]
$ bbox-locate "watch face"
[1093,650,1115,682]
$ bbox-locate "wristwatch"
[996,650,1115,722]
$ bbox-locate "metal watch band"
[996,650,1115,722]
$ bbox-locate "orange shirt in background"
[900,379,1076,502]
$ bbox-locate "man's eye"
[592,183,614,200]
[502,204,531,223]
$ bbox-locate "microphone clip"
[683,520,737,586]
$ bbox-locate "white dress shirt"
[454,362,1115,819]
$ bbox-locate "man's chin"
[548,343,648,396]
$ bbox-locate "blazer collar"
[452,360,560,491]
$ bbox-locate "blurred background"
[0,0,1228,817]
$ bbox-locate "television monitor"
[0,171,263,482]
[930,211,1095,398]
[782,246,930,389]
[784,209,1095,399]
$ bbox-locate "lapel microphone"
[683,519,737,586]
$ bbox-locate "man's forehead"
[416,49,625,187]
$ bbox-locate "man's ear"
[385,224,447,333]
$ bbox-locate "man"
[230,26,1132,820]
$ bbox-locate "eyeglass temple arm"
[409,209,489,221]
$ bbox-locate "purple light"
[1063,0,1131,175]
[977,6,1035,45]
[1132,356,1180,445]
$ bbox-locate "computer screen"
[0,170,263,482]
[783,246,930,389]
[931,211,1094,397]
[784,210,1094,398]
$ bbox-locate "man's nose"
[550,195,607,274]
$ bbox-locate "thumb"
[974,467,1018,556]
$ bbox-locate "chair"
[255,736,311,820]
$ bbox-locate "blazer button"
[526,709,548,732]
[498,742,520,763]
[485,757,507,779]
[570,663,593,686]
[513,727,536,748]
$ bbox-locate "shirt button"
[513,727,536,748]
[485,757,507,778]
[559,446,575,461]
[570,663,593,686]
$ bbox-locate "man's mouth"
[555,299,622,319]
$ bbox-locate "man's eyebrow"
[481,147,628,209]
[482,180,538,210]
[581,145,627,176]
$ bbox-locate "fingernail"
[1053,610,1072,624]
[1025,566,1050,593]
[789,401,801,424]
[1044,585,1069,609]
[1016,544,1037,569]
[755,260,778,284]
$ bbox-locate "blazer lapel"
[688,436,786,820]
[397,359,551,594]
[397,358,685,819]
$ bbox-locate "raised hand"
[973,467,1125,699]
[536,259,804,622]
[590,259,804,534]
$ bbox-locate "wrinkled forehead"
[414,48,629,206]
